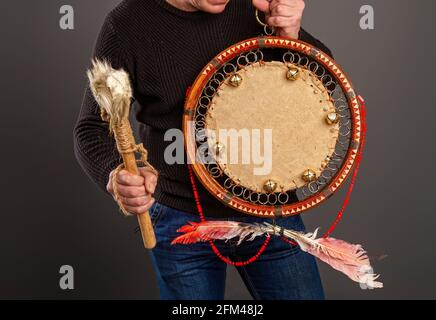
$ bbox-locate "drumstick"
[87,59,157,249]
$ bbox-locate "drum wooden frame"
[184,36,363,218]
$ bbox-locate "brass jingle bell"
[229,73,243,87]
[214,143,225,157]
[326,112,340,125]
[286,67,301,81]
[302,169,317,183]
[263,179,278,193]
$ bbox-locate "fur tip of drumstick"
[87,58,133,127]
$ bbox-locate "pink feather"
[281,226,383,289]
[171,221,263,245]
[302,237,383,288]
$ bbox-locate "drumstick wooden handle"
[87,60,157,249]
[123,152,157,249]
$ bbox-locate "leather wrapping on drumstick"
[206,62,339,193]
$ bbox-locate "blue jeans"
[149,202,324,300]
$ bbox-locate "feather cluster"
[172,221,266,245]
[87,59,133,132]
[172,221,383,289]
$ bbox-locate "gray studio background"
[0,0,434,300]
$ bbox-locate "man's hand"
[107,168,157,215]
[253,0,305,39]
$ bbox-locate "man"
[74,0,332,300]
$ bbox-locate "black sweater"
[74,0,333,218]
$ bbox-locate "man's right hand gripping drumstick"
[107,168,158,216]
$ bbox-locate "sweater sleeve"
[73,14,133,193]
[299,28,334,58]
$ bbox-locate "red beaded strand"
[187,164,271,267]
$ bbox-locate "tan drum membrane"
[205,61,339,193]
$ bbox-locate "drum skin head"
[184,37,362,218]
[206,61,339,193]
